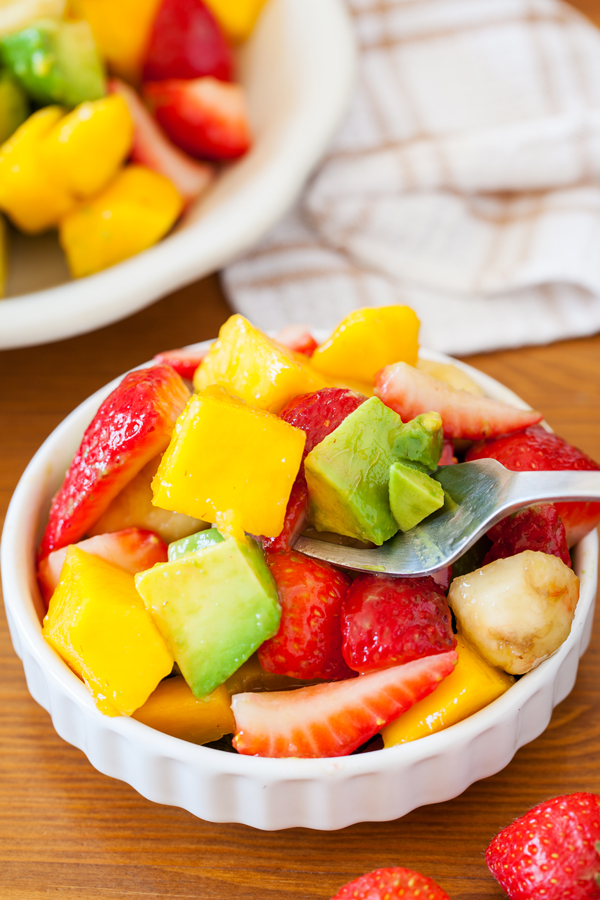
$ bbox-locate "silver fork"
[294,459,600,576]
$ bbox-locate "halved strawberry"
[375,362,542,441]
[274,324,318,357]
[143,0,234,83]
[109,79,214,206]
[232,650,457,757]
[144,77,252,161]
[37,527,168,607]
[38,364,190,559]
[483,504,571,568]
[259,550,353,681]
[280,388,368,459]
[153,347,208,380]
[467,425,600,546]
[261,475,309,553]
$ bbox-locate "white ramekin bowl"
[0,0,356,349]
[1,347,597,830]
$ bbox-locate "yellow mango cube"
[41,96,134,200]
[152,385,306,537]
[193,314,327,414]
[0,106,76,233]
[133,677,235,744]
[69,0,162,83]
[381,634,514,747]
[311,306,420,384]
[59,165,183,277]
[203,0,268,42]
[42,546,174,716]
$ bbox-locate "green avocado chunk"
[392,412,443,472]
[0,70,28,143]
[0,19,105,107]
[388,461,445,532]
[135,537,281,698]
[168,527,224,562]
[305,396,405,546]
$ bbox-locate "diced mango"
[69,0,162,83]
[41,95,133,199]
[0,106,75,233]
[310,306,420,383]
[194,315,327,414]
[204,0,268,42]
[133,677,235,744]
[381,634,514,747]
[59,165,183,277]
[152,385,305,537]
[42,547,174,716]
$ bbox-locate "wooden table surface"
[2,3,600,897]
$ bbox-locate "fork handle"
[508,469,600,506]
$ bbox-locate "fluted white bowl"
[1,347,597,830]
[0,0,356,349]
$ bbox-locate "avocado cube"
[393,412,443,472]
[389,461,445,532]
[168,527,224,562]
[0,19,105,107]
[305,396,406,545]
[135,537,281,698]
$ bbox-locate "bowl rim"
[0,0,357,350]
[2,344,597,794]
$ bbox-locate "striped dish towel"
[223,0,600,356]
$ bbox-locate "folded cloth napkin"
[223,0,600,356]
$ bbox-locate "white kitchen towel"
[223,0,600,356]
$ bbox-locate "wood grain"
[2,2,600,896]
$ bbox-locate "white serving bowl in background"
[0,0,356,350]
[1,345,597,830]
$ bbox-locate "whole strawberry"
[467,425,600,547]
[342,574,456,674]
[330,867,451,900]
[483,504,571,568]
[258,550,354,681]
[486,792,600,900]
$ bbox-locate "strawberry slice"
[143,0,234,83]
[274,324,318,357]
[341,575,456,673]
[37,527,168,607]
[483,504,571,568]
[375,362,542,440]
[38,364,190,559]
[144,77,252,161]
[438,439,456,465]
[261,475,309,553]
[467,425,600,546]
[109,79,214,206]
[232,650,457,758]
[153,347,208,380]
[258,550,353,681]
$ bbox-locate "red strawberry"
[38,365,190,559]
[341,574,456,674]
[483,504,571,568]
[467,425,600,546]
[153,347,208,380]
[261,475,309,553]
[280,387,367,459]
[144,77,252,161]
[486,792,600,900]
[110,79,213,206]
[232,650,457,757]
[375,362,542,441]
[330,867,451,900]
[143,0,234,83]
[274,324,318,357]
[258,550,353,681]
[37,527,168,607]
[439,439,456,466]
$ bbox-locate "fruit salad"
[0,0,260,292]
[37,307,600,758]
